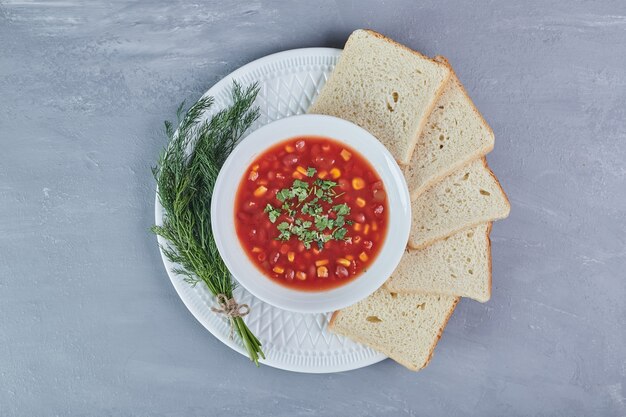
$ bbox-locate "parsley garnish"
[264,203,281,223]
[264,169,351,250]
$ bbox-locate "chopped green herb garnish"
[264,168,351,250]
[264,203,281,223]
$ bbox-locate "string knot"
[211,294,250,319]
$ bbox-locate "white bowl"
[211,115,411,313]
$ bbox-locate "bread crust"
[327,294,460,371]
[327,310,341,330]
[407,55,495,200]
[360,30,452,166]
[421,297,460,369]
[485,222,493,302]
[385,223,493,302]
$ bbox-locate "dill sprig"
[152,82,265,365]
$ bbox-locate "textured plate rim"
[154,47,387,373]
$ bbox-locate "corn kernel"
[273,266,285,274]
[285,144,295,152]
[313,248,320,255]
[296,271,307,281]
[337,258,351,267]
[355,197,366,207]
[340,149,352,161]
[253,185,268,197]
[359,252,369,262]
[371,222,378,231]
[315,259,329,267]
[322,144,331,152]
[252,164,259,171]
[352,177,365,190]
[318,170,328,179]
[248,170,259,181]
[354,223,362,232]
[364,224,370,235]
[287,251,295,262]
[252,247,262,253]
[317,266,329,278]
[296,165,307,175]
[346,255,354,261]
[292,171,303,179]
[330,167,341,179]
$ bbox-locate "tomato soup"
[234,137,389,291]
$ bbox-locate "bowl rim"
[211,114,411,313]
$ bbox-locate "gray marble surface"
[1,1,625,416]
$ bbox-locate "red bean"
[373,189,386,203]
[354,213,366,223]
[311,144,321,156]
[335,265,349,278]
[257,252,266,262]
[307,264,316,278]
[350,260,358,275]
[297,242,306,253]
[241,200,258,213]
[282,153,299,167]
[313,155,335,170]
[267,171,275,180]
[280,244,289,255]
[338,178,350,190]
[258,229,268,242]
[237,212,253,223]
[269,251,280,265]
[371,180,383,191]
[248,228,258,239]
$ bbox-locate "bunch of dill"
[152,82,264,364]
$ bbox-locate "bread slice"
[409,158,509,249]
[404,56,495,199]
[329,289,458,371]
[386,224,492,302]
[308,29,450,165]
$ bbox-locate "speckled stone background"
[1,1,625,416]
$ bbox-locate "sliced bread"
[308,29,451,165]
[328,289,459,371]
[409,158,509,249]
[404,56,495,199]
[386,224,492,302]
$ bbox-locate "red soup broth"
[234,136,389,291]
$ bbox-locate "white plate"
[155,48,387,373]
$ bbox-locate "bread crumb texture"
[329,288,458,371]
